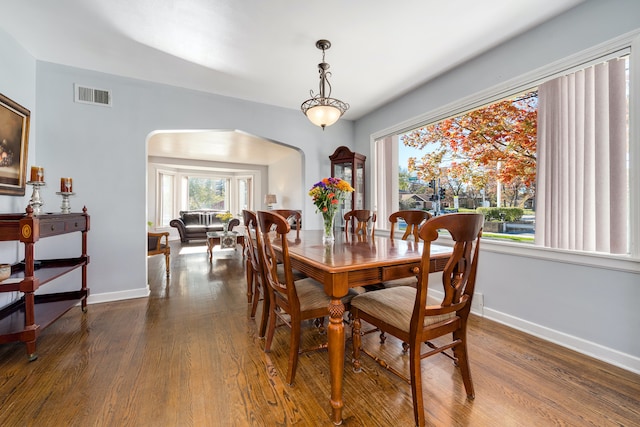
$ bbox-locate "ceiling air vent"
[74,84,112,107]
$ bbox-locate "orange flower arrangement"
[309,177,354,242]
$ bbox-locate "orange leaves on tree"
[402,92,537,207]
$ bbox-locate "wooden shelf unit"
[0,206,90,360]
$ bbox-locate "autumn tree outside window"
[402,91,538,213]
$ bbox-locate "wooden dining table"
[271,229,452,425]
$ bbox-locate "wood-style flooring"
[0,240,638,426]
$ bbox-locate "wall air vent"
[74,84,112,107]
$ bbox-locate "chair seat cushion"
[276,264,307,282]
[295,278,357,312]
[351,286,454,333]
[381,276,418,288]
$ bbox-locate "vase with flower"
[309,177,354,244]
[216,211,234,234]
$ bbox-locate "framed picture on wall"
[0,93,30,196]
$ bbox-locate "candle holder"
[55,191,75,214]
[27,181,46,215]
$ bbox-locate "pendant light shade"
[304,105,343,128]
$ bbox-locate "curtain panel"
[536,58,628,254]
[374,136,395,230]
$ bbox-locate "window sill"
[466,235,638,273]
[385,229,639,273]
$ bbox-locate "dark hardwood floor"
[0,240,638,426]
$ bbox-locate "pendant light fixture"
[301,39,349,130]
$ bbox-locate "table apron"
[288,257,447,294]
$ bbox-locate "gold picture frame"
[0,93,30,196]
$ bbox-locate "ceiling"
[0,0,584,165]
[148,129,297,167]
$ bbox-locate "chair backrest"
[344,209,376,238]
[415,213,483,324]
[389,210,432,241]
[256,211,299,309]
[242,210,262,277]
[271,209,302,239]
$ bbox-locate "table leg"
[328,297,345,425]
[207,238,213,263]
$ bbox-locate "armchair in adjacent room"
[148,231,170,277]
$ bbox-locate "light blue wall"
[0,29,37,308]
[0,28,36,214]
[354,0,640,372]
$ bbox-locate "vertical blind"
[536,57,628,254]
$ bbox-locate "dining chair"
[147,231,170,277]
[389,210,432,241]
[256,210,357,385]
[351,213,483,427]
[344,209,376,239]
[243,210,308,339]
[382,210,432,289]
[271,209,302,239]
[242,210,269,337]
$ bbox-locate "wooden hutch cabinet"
[330,146,366,231]
[0,206,90,360]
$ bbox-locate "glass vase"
[322,211,335,244]
[222,221,229,234]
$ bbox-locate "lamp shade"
[305,105,342,128]
[264,194,277,205]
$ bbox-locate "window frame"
[181,173,231,211]
[156,169,176,228]
[371,30,640,272]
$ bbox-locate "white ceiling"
[148,129,297,167]
[0,0,584,164]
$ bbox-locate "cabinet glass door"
[334,162,352,230]
[355,163,364,209]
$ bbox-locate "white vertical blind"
[536,58,628,254]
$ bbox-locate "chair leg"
[453,332,475,399]
[250,274,260,318]
[164,253,170,277]
[245,260,253,303]
[286,320,302,385]
[409,341,425,427]
[352,316,362,372]
[264,297,277,352]
[258,283,270,338]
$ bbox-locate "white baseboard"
[86,286,150,304]
[427,289,640,375]
[484,307,640,375]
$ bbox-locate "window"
[375,43,636,259]
[236,176,253,213]
[399,90,538,242]
[185,176,229,210]
[157,171,175,227]
[153,167,258,228]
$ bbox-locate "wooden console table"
[0,206,90,360]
